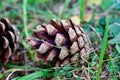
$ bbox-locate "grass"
[65,0,81,18]
[0,0,120,80]
[80,0,84,24]
[23,0,29,37]
[96,16,109,80]
[23,0,34,60]
[61,0,71,18]
[109,55,117,80]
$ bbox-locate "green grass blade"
[28,6,58,19]
[109,55,117,80]
[61,0,71,18]
[23,0,35,60]
[13,71,44,80]
[96,16,109,80]
[65,0,80,18]
[23,0,28,37]
[0,73,3,79]
[22,40,34,60]
[80,0,84,24]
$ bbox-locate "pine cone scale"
[0,22,5,35]
[51,19,65,33]
[1,47,11,64]
[46,49,58,61]
[2,37,9,49]
[59,46,69,60]
[68,27,78,42]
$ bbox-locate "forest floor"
[0,0,120,80]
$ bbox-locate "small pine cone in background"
[0,18,19,64]
[9,43,25,65]
[28,19,90,67]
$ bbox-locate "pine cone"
[28,19,90,66]
[9,43,25,65]
[0,18,19,64]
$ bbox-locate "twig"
[90,25,102,41]
[103,4,115,16]
[6,69,23,80]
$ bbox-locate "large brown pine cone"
[0,18,19,64]
[28,19,90,67]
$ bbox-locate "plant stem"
[96,16,109,80]
[61,0,71,18]
[23,0,28,37]
[80,0,84,24]
[23,0,34,60]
